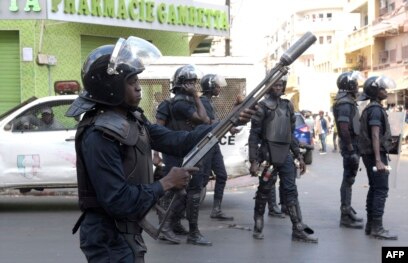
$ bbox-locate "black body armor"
[260,98,293,165]
[166,94,196,131]
[76,109,153,215]
[359,102,393,155]
[333,94,360,136]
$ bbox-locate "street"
[1,146,407,263]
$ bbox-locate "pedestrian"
[66,37,223,262]
[248,76,318,243]
[333,71,364,229]
[304,111,315,139]
[315,110,329,154]
[358,75,398,240]
[199,73,235,221]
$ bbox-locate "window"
[327,36,332,44]
[402,45,408,59]
[379,50,389,64]
[319,36,324,44]
[10,101,77,132]
[389,49,396,63]
[327,13,332,20]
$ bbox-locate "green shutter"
[80,35,117,65]
[0,31,20,115]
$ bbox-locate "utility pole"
[225,0,231,56]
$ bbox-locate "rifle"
[139,31,317,239]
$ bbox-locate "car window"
[8,101,78,132]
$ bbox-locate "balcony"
[371,7,408,37]
[344,26,373,53]
[345,0,368,13]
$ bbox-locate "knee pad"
[345,176,356,186]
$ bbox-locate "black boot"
[340,206,363,229]
[365,215,372,235]
[173,218,188,235]
[287,203,318,243]
[159,216,181,244]
[157,192,181,244]
[210,198,234,221]
[267,187,285,218]
[348,207,363,222]
[253,196,266,239]
[186,193,212,246]
[370,217,398,240]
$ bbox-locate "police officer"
[199,73,234,221]
[358,76,398,240]
[156,65,213,246]
[333,71,364,229]
[248,77,318,243]
[66,37,213,262]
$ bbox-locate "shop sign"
[0,0,47,19]
[48,0,229,36]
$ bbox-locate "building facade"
[0,0,230,114]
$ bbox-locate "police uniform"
[359,102,396,239]
[333,92,364,228]
[248,93,318,243]
[74,107,211,262]
[199,95,233,220]
[358,75,398,240]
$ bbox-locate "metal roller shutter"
[0,31,20,115]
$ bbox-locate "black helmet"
[358,75,396,101]
[336,71,362,92]
[200,74,227,93]
[171,64,201,93]
[80,36,161,106]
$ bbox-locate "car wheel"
[303,150,313,165]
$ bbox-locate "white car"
[0,95,78,192]
[0,95,250,193]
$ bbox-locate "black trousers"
[362,152,389,218]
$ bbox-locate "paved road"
[0,148,407,263]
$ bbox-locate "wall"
[0,20,190,100]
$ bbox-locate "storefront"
[0,0,229,114]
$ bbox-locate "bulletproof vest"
[167,94,196,131]
[261,98,292,165]
[76,109,153,212]
[262,99,292,143]
[333,95,360,136]
[359,102,393,155]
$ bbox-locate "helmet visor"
[213,75,227,87]
[374,76,396,90]
[107,36,162,75]
[349,71,365,87]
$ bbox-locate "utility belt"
[115,220,143,235]
[72,208,142,235]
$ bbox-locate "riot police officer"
[66,37,213,262]
[248,77,318,243]
[333,71,364,229]
[358,76,398,240]
[156,65,213,246]
[199,73,234,221]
